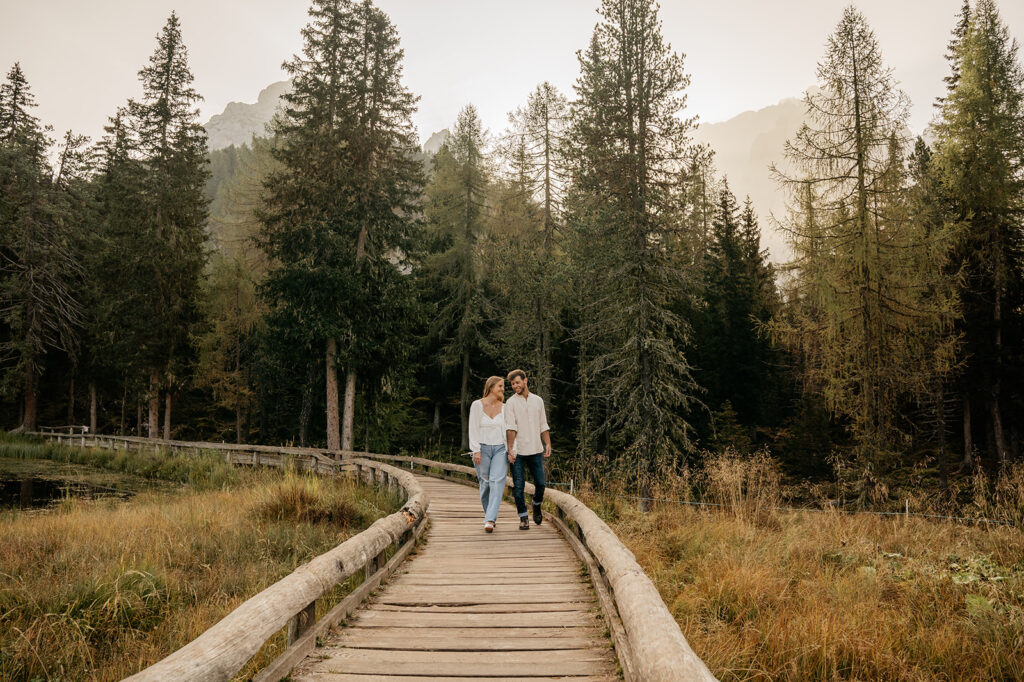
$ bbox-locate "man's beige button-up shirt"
[505,392,550,456]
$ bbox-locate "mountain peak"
[205,80,292,150]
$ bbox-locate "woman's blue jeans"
[475,443,508,523]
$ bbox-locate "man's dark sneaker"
[519,517,530,531]
[533,506,543,525]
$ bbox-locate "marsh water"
[0,457,156,510]
[0,476,134,509]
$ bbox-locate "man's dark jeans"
[512,453,546,517]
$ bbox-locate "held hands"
[507,449,517,464]
[472,451,482,465]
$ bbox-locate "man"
[504,369,551,530]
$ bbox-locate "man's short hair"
[507,369,527,382]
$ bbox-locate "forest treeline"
[1,0,1022,495]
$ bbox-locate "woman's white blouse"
[468,399,506,453]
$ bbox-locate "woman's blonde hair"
[482,375,505,400]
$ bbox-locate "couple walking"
[468,369,551,533]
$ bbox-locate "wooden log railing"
[355,452,717,682]
[29,431,429,682]
[35,431,342,474]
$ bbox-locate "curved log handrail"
[357,452,716,682]
[117,458,427,681]
[27,429,429,682]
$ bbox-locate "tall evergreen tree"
[699,181,777,427]
[79,110,145,435]
[0,64,82,431]
[932,0,1024,466]
[771,8,958,468]
[566,0,701,484]
[422,105,491,452]
[125,13,210,438]
[259,0,422,452]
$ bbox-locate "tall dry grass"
[588,452,1024,681]
[0,469,399,681]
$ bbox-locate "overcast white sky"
[2,0,1023,147]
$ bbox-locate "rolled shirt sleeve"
[504,399,519,434]
[468,399,482,453]
[537,396,550,434]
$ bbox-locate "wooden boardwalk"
[292,474,619,681]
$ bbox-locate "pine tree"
[422,105,491,451]
[699,182,777,428]
[125,13,210,438]
[0,64,82,431]
[566,0,702,484]
[932,0,1024,466]
[259,0,423,452]
[771,8,959,469]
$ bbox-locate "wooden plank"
[349,610,602,628]
[372,603,598,613]
[312,649,615,677]
[330,634,606,651]
[330,626,604,639]
[299,671,610,675]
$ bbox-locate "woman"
[469,376,510,532]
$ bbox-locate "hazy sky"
[3,0,1023,147]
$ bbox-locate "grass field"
[590,453,1024,680]
[0,437,400,681]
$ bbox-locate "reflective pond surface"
[0,476,134,509]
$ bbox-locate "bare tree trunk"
[89,382,97,434]
[460,350,470,452]
[136,400,143,436]
[341,369,356,451]
[67,376,75,425]
[120,378,127,435]
[341,225,369,450]
[163,392,171,441]
[299,361,316,447]
[235,329,243,444]
[326,338,340,453]
[991,392,1007,467]
[991,252,1007,465]
[148,369,159,440]
[433,402,440,433]
[962,396,974,469]
[22,366,37,432]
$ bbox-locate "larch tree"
[932,0,1024,467]
[565,0,702,484]
[259,0,422,452]
[771,7,959,470]
[489,83,570,403]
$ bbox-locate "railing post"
[287,599,317,645]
